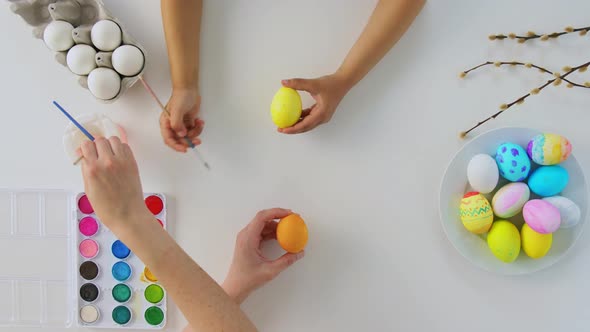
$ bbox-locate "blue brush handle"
[53,101,95,141]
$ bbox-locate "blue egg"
[528,165,569,197]
[495,143,531,182]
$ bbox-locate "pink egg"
[492,183,530,218]
[523,199,561,234]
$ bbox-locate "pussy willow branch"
[489,25,590,43]
[460,60,590,138]
[460,61,590,88]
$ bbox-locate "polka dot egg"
[495,143,531,182]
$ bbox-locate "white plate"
[439,127,588,275]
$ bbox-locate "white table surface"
[2,0,590,331]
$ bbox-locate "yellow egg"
[487,221,520,263]
[459,192,493,234]
[521,224,552,259]
[270,87,302,128]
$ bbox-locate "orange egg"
[276,214,308,253]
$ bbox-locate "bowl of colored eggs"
[440,127,588,275]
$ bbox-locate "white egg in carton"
[9,0,146,102]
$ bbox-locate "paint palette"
[0,189,168,329]
[74,193,167,329]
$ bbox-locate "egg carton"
[8,0,146,103]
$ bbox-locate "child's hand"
[222,208,305,304]
[79,137,152,230]
[160,88,204,152]
[278,74,351,134]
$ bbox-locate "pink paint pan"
[79,239,99,259]
[79,217,99,237]
[78,194,94,214]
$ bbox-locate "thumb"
[282,78,314,93]
[169,110,187,137]
[268,251,305,276]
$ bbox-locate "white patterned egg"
[543,196,581,228]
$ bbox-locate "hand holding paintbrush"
[138,76,210,170]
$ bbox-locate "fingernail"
[296,252,305,260]
[177,131,186,137]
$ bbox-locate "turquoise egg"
[495,143,531,182]
[528,165,569,197]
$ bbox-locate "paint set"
[0,190,168,329]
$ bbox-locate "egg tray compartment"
[8,0,146,103]
[74,193,167,329]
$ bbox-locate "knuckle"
[85,165,98,178]
[103,159,116,170]
[81,140,93,149]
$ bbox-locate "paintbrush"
[53,101,94,165]
[138,76,210,170]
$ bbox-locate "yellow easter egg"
[487,221,520,263]
[521,223,552,259]
[270,87,302,128]
[459,192,493,234]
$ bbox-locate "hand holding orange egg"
[222,209,306,304]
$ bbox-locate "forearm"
[161,0,202,90]
[337,0,425,89]
[111,212,257,332]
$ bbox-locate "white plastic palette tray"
[0,189,167,329]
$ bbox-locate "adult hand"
[79,137,151,230]
[222,208,305,304]
[160,88,204,152]
[279,73,351,134]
